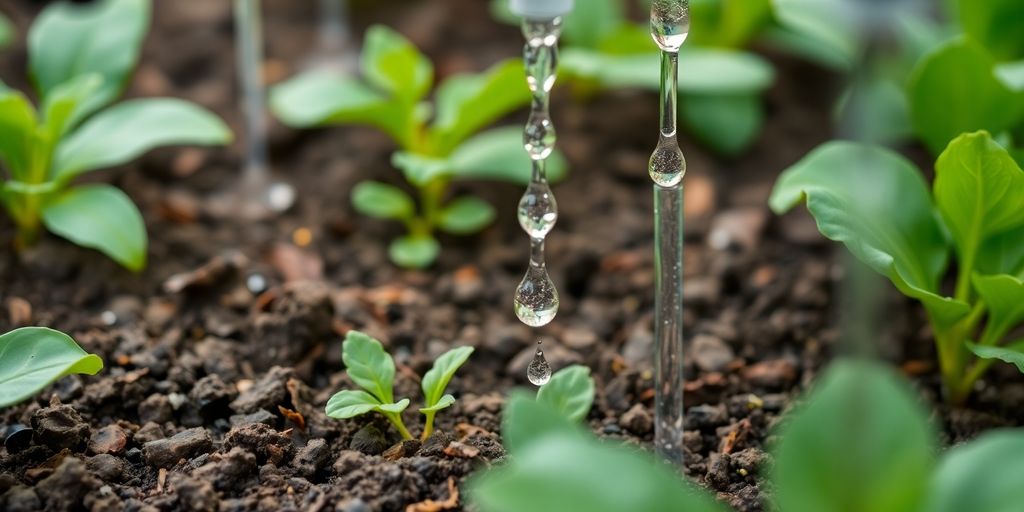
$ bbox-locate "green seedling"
[326,330,473,442]
[491,0,775,155]
[0,327,103,409]
[0,0,231,270]
[536,364,595,423]
[771,131,1024,404]
[271,25,567,269]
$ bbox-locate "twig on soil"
[405,477,459,512]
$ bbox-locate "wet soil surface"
[1,1,1022,511]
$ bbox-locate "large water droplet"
[518,181,558,238]
[524,112,556,160]
[527,341,552,386]
[514,266,559,327]
[650,0,690,52]
[524,42,558,93]
[649,139,685,187]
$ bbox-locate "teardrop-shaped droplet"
[527,341,552,386]
[514,266,559,327]
[518,181,558,238]
[649,137,686,187]
[524,112,556,160]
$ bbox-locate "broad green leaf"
[560,47,774,95]
[430,59,529,154]
[269,70,412,147]
[377,398,410,414]
[978,226,1024,277]
[419,394,455,414]
[561,0,624,49]
[967,340,1024,373]
[0,12,14,49]
[488,0,517,26]
[773,359,936,512]
[0,87,38,176]
[959,0,1024,61]
[325,389,381,419]
[53,98,231,181]
[973,274,1024,343]
[536,365,595,423]
[392,152,452,187]
[759,26,851,71]
[472,393,725,512]
[925,430,1024,512]
[0,327,103,409]
[836,77,912,145]
[41,73,103,140]
[342,330,396,403]
[680,93,763,155]
[934,132,1024,275]
[449,127,568,185]
[361,25,432,102]
[41,184,146,271]
[908,39,1024,155]
[770,0,860,70]
[996,60,1024,92]
[350,181,415,220]
[29,0,149,114]
[769,142,969,330]
[690,0,772,48]
[388,234,440,269]
[437,197,495,235]
[501,390,588,455]
[421,346,474,407]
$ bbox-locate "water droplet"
[527,341,552,386]
[524,112,556,160]
[524,42,558,93]
[514,266,559,327]
[649,139,685,187]
[518,181,558,238]
[650,0,690,51]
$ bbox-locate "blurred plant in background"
[271,25,566,269]
[0,11,13,49]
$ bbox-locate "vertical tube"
[234,0,268,196]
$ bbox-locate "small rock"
[230,366,296,414]
[143,428,213,468]
[86,454,124,482]
[350,425,388,455]
[32,403,90,452]
[6,297,32,326]
[138,394,174,424]
[169,473,218,511]
[622,321,654,368]
[562,326,597,350]
[707,208,767,252]
[691,334,735,373]
[2,486,40,511]
[133,422,165,445]
[4,425,33,454]
[686,404,729,429]
[418,431,453,458]
[192,447,257,492]
[223,423,293,465]
[620,404,653,436]
[294,439,331,478]
[163,251,248,293]
[333,450,369,475]
[443,441,480,459]
[269,243,324,283]
[451,265,484,305]
[88,425,127,455]
[705,452,732,490]
[189,374,237,419]
[35,458,99,511]
[229,409,277,427]
[743,359,798,389]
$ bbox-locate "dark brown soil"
[1,1,1022,511]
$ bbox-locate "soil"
[1,1,1022,511]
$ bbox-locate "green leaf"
[996,60,1024,92]
[361,25,432,102]
[967,340,1024,373]
[972,274,1024,343]
[908,39,1024,155]
[29,0,149,114]
[449,127,568,185]
[769,142,969,330]
[350,181,415,220]
[0,12,14,49]
[560,47,774,95]
[430,59,529,154]
[391,152,452,187]
[959,0,1024,61]
[836,77,913,145]
[341,330,396,403]
[536,365,595,423]
[0,327,103,409]
[325,389,381,419]
[773,359,936,512]
[377,398,410,414]
[561,0,624,49]
[437,197,495,235]
[925,430,1024,512]
[41,184,146,271]
[41,73,103,140]
[388,235,440,269]
[419,394,456,414]
[770,0,860,70]
[934,132,1024,285]
[680,93,763,155]
[269,70,413,147]
[690,0,772,48]
[53,98,231,182]
[978,226,1024,276]
[420,346,473,408]
[0,87,38,176]
[472,393,725,512]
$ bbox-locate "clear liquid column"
[509,0,572,331]
[649,0,689,466]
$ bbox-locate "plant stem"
[421,411,436,442]
[385,412,414,441]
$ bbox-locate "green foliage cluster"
[325,330,473,441]
[493,0,776,156]
[0,11,13,49]
[471,359,1024,512]
[271,26,566,269]
[0,327,103,409]
[0,0,231,270]
[771,131,1024,404]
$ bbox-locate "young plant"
[0,0,231,270]
[771,131,1024,404]
[492,0,775,155]
[536,364,595,423]
[271,25,566,269]
[0,327,103,409]
[325,330,473,441]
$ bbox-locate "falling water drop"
[518,179,558,238]
[527,341,552,386]
[514,238,559,326]
[649,137,686,187]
